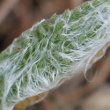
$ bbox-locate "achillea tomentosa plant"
[1,0,110,110]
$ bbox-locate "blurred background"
[1,0,110,110]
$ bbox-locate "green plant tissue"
[1,0,110,109]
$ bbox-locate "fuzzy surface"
[0,0,110,110]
